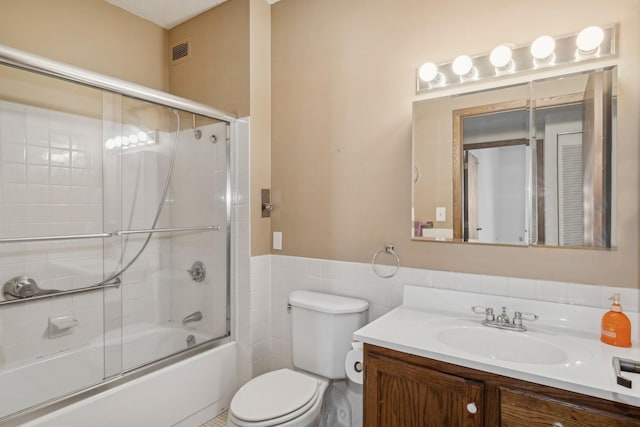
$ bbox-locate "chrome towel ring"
[371,244,400,278]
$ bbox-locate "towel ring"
[371,244,400,279]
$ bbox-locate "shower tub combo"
[0,46,238,425]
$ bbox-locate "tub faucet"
[182,311,203,326]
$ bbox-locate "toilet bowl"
[227,369,328,427]
[227,291,369,427]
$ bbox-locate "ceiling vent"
[171,40,191,64]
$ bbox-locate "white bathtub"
[1,324,237,426]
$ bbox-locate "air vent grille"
[171,40,190,64]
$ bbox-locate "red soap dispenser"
[601,294,632,347]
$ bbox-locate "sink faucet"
[182,311,203,326]
[496,306,510,325]
[472,305,538,332]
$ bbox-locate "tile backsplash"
[247,254,639,373]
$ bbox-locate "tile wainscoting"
[246,254,639,373]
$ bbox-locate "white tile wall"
[233,118,253,387]
[248,254,640,373]
[0,100,108,367]
[167,121,229,339]
[0,101,237,371]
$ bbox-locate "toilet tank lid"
[289,291,369,314]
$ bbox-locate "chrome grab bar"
[115,225,220,236]
[0,278,121,307]
[0,225,221,244]
[0,233,113,244]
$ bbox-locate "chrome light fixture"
[417,24,616,93]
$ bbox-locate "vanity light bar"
[416,24,616,93]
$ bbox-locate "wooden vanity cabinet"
[500,388,640,427]
[364,344,640,427]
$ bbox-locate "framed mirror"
[412,67,616,248]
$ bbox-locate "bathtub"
[1,324,237,426]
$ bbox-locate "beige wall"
[250,0,272,256]
[271,0,640,287]
[169,0,250,117]
[0,0,168,91]
[170,0,271,256]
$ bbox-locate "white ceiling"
[106,0,279,30]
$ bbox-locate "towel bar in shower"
[0,232,113,244]
[0,225,221,244]
[0,278,121,307]
[115,225,221,235]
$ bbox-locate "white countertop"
[354,285,640,407]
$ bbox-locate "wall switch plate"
[273,231,282,250]
[436,207,446,222]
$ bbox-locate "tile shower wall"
[167,122,229,339]
[263,255,639,372]
[232,118,258,386]
[0,100,105,368]
[0,100,162,368]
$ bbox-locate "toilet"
[227,290,369,427]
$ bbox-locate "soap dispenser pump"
[601,294,631,347]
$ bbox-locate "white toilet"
[227,290,369,427]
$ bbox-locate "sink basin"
[436,326,568,365]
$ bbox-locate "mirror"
[412,67,616,248]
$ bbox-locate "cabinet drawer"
[501,388,640,427]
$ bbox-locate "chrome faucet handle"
[513,311,523,327]
[472,305,495,322]
[513,311,538,328]
[520,312,539,322]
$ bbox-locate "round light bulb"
[531,35,556,60]
[576,26,604,53]
[137,131,148,142]
[490,45,513,68]
[418,62,439,82]
[105,138,115,150]
[114,136,122,147]
[129,134,138,144]
[121,136,130,146]
[452,55,473,76]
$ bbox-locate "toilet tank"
[288,291,369,379]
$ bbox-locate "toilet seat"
[229,369,322,426]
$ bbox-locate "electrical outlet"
[273,232,282,250]
[436,207,446,222]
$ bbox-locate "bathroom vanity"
[354,286,640,426]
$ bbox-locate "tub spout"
[182,311,203,325]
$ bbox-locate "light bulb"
[114,136,122,147]
[418,62,439,82]
[490,45,513,68]
[137,131,148,142]
[121,136,130,146]
[105,138,115,150]
[129,134,138,144]
[531,36,555,60]
[577,26,604,53]
[452,55,473,76]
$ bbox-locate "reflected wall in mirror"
[412,67,616,248]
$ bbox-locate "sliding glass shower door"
[0,58,230,420]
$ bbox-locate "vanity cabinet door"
[501,388,640,427]
[365,352,483,427]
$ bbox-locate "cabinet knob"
[466,402,477,414]
[552,423,564,427]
